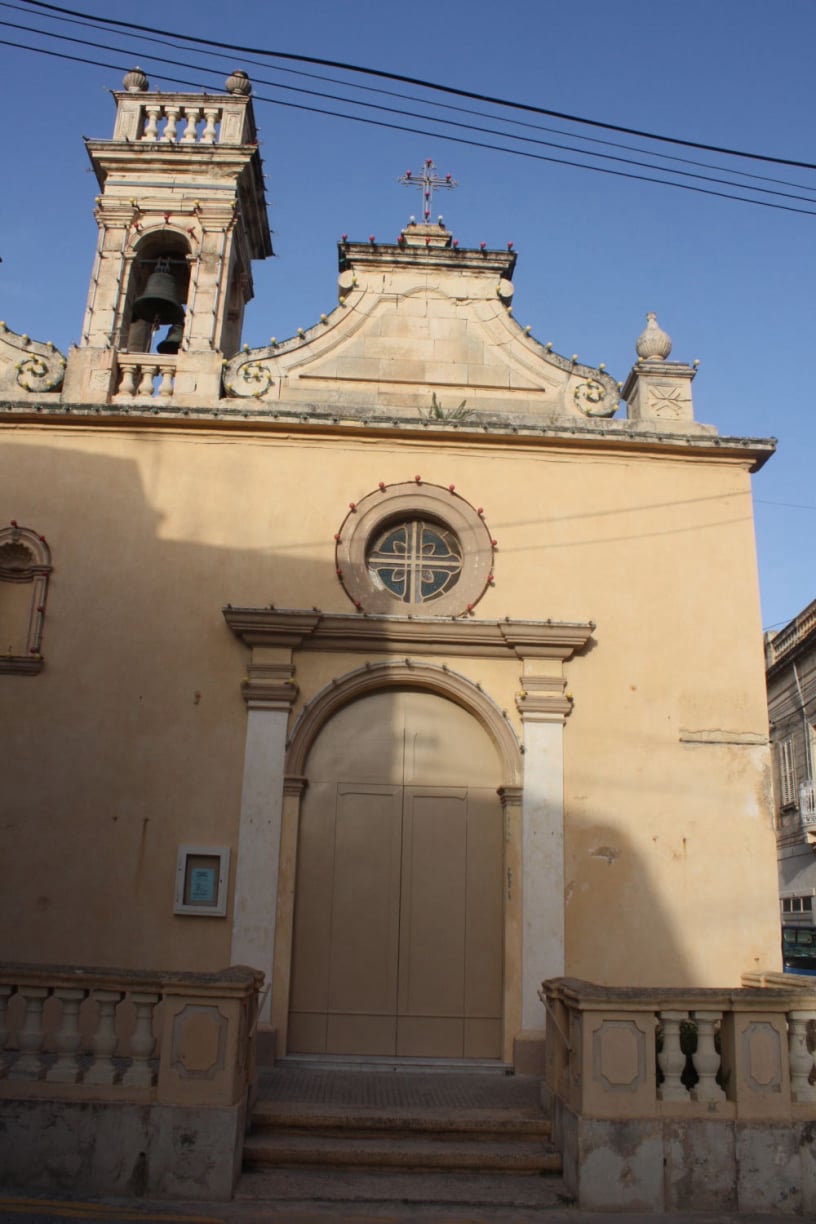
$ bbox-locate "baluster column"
[157,365,175,397]
[136,366,155,396]
[181,107,201,143]
[122,992,159,1086]
[789,1009,816,1103]
[84,990,123,1085]
[142,105,161,141]
[46,987,87,1084]
[161,105,180,143]
[658,1009,690,1101]
[8,986,50,1080]
[691,1010,726,1103]
[201,107,219,143]
[118,363,137,396]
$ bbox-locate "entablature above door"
[223,606,594,660]
[224,607,595,722]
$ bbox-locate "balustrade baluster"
[201,107,220,144]
[136,366,155,396]
[118,364,137,396]
[690,1010,726,1103]
[657,1009,690,1101]
[181,108,201,143]
[788,1009,816,1103]
[142,105,161,142]
[8,986,50,1080]
[0,985,13,1077]
[46,987,87,1084]
[84,990,123,1085]
[161,106,180,143]
[122,992,160,1086]
[157,365,175,397]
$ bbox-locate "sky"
[1,0,815,635]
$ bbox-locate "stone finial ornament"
[636,312,672,361]
[225,70,252,96]
[122,67,149,93]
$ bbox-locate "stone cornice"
[340,240,517,278]
[223,607,594,661]
[0,404,777,470]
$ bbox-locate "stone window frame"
[0,523,52,675]
[335,482,495,617]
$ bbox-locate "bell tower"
[63,68,272,405]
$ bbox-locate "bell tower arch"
[63,67,272,404]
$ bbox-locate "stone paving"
[255,1064,544,1114]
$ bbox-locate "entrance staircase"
[237,1059,569,1212]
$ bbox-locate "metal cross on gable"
[398,159,458,221]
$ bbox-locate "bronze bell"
[156,323,184,354]
[132,259,184,325]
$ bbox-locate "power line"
[4,0,815,200]
[5,35,816,220]
[19,0,816,173]
[756,499,816,511]
[7,18,816,211]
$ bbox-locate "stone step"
[236,1166,573,1208]
[250,1100,552,1139]
[243,1130,562,1173]
[274,1053,515,1074]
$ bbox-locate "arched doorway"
[287,688,504,1059]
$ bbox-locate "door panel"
[398,789,467,1020]
[327,785,402,1015]
[288,690,504,1058]
[464,789,505,1018]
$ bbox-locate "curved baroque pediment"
[223,238,620,424]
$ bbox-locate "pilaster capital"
[283,775,308,798]
[498,785,523,809]
[241,660,298,707]
[516,675,573,723]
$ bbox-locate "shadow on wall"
[0,440,352,971]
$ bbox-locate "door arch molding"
[285,659,523,786]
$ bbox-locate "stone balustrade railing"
[540,976,816,1214]
[0,961,262,1104]
[112,93,255,146]
[115,353,176,400]
[541,976,816,1121]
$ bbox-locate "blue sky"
[2,0,815,633]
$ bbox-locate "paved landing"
[254,1065,544,1115]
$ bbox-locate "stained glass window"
[367,519,463,604]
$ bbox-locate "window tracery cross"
[368,520,462,603]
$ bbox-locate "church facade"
[1,71,782,1076]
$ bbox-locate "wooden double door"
[288,689,504,1059]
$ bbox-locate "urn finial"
[122,67,149,93]
[636,312,672,361]
[225,70,252,96]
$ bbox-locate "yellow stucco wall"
[0,421,779,984]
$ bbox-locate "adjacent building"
[766,599,816,927]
